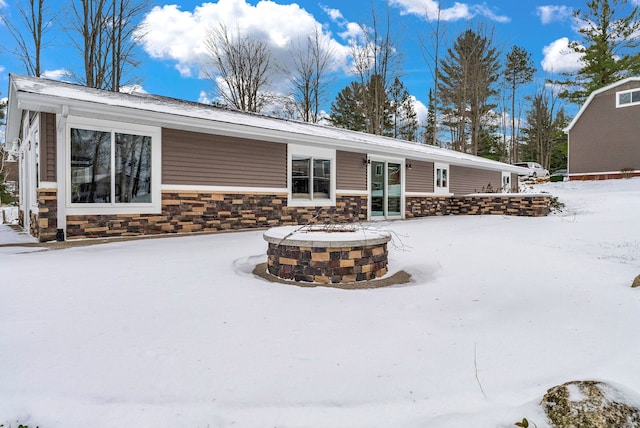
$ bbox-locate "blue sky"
[0,0,622,120]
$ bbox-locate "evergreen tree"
[388,77,418,141]
[423,89,438,145]
[439,27,501,155]
[504,45,535,163]
[329,81,367,132]
[553,0,640,104]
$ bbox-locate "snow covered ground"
[1,178,639,428]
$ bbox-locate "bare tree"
[204,23,274,113]
[349,4,403,135]
[68,0,148,91]
[521,87,567,168]
[1,0,50,77]
[419,2,447,146]
[287,26,335,123]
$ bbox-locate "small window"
[288,144,335,206]
[617,89,640,107]
[434,162,450,194]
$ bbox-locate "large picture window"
[288,144,335,206]
[67,117,160,214]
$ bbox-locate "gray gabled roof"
[565,76,640,133]
[7,74,524,173]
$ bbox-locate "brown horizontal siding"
[40,112,57,182]
[162,128,286,188]
[449,165,501,195]
[406,160,434,193]
[336,150,367,191]
[569,82,640,174]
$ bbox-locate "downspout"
[56,105,69,241]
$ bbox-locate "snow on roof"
[9,74,522,172]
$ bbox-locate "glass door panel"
[370,161,385,217]
[387,162,401,217]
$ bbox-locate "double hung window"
[434,163,450,194]
[288,144,335,206]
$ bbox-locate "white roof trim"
[7,74,526,174]
[564,76,640,133]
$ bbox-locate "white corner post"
[56,105,69,241]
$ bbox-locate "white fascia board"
[5,78,22,143]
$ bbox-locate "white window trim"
[287,143,336,207]
[434,162,450,195]
[616,88,640,108]
[65,116,162,215]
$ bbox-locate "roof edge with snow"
[7,74,525,174]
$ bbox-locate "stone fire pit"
[263,225,391,284]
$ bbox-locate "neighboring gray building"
[565,77,640,180]
[6,74,544,242]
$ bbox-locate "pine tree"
[424,89,438,145]
[552,0,640,104]
[329,82,367,132]
[388,77,418,141]
[439,27,501,155]
[504,45,535,163]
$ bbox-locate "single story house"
[565,77,640,180]
[5,74,545,242]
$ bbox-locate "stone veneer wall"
[65,192,368,240]
[29,191,551,242]
[27,188,58,242]
[266,242,388,283]
[406,194,551,218]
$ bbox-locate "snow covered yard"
[1,179,639,428]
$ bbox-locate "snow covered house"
[5,74,545,242]
[565,77,640,180]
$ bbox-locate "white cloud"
[412,96,427,124]
[541,37,584,73]
[0,65,5,74]
[41,69,72,81]
[322,6,343,22]
[119,85,147,94]
[198,90,212,104]
[137,0,349,87]
[388,0,509,22]
[536,5,573,25]
[0,0,6,9]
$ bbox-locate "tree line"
[3,0,640,172]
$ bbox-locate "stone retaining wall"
[406,194,551,218]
